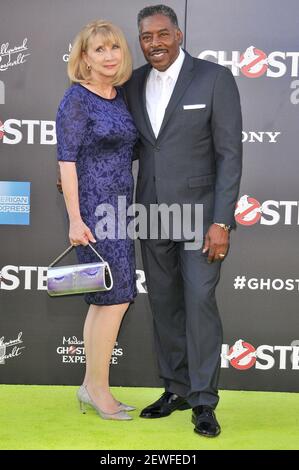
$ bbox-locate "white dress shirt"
[146,48,185,138]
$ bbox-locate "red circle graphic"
[235,197,262,226]
[229,341,256,370]
[241,48,268,78]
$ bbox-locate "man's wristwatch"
[213,223,231,232]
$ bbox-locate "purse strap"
[49,243,105,268]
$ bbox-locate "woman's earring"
[87,65,91,71]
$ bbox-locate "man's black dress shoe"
[140,391,191,418]
[192,405,221,437]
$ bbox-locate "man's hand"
[202,224,230,263]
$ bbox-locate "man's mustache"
[150,49,168,55]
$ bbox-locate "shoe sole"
[193,428,221,437]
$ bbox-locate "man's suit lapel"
[138,65,156,145]
[157,53,195,141]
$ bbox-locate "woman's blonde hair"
[68,20,132,86]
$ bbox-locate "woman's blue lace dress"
[56,83,138,305]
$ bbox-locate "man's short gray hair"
[137,4,179,33]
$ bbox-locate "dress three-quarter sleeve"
[56,87,88,162]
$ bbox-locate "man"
[125,4,242,437]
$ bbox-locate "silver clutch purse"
[47,243,113,296]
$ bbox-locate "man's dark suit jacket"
[125,52,242,235]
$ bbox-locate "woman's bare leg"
[82,302,129,413]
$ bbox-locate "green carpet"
[0,385,298,450]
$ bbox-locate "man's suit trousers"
[140,237,223,409]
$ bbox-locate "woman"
[56,20,138,421]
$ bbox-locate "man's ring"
[219,253,225,258]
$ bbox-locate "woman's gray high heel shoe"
[117,402,136,412]
[79,385,135,412]
[77,385,132,421]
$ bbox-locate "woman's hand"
[69,218,96,246]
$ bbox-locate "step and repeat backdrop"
[1,0,298,391]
